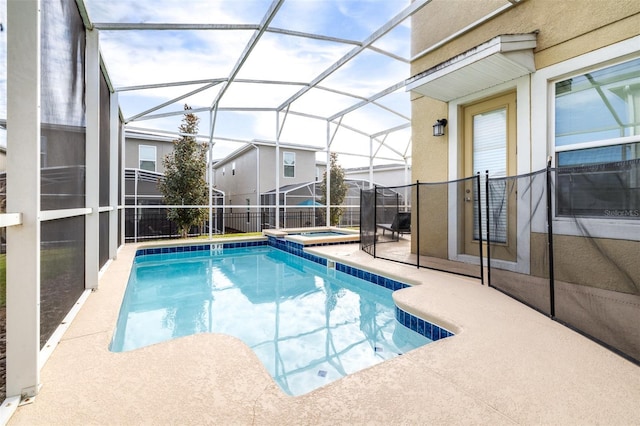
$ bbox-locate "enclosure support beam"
[6,0,42,398]
[85,28,100,289]
[109,91,119,259]
[120,121,126,246]
[369,138,374,189]
[275,111,281,229]
[325,121,331,225]
[208,106,218,238]
[253,144,261,229]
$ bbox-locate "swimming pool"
[112,244,441,395]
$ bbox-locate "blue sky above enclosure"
[38,0,421,168]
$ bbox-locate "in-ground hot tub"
[263,227,360,246]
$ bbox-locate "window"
[232,161,236,176]
[139,145,156,172]
[283,152,295,178]
[554,58,640,219]
[222,167,225,176]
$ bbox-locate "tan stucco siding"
[411,95,449,183]
[531,233,640,295]
[534,11,640,69]
[411,0,640,76]
[412,180,450,258]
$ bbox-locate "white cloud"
[85,0,413,168]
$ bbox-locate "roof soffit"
[406,33,537,101]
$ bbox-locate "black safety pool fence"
[361,159,640,364]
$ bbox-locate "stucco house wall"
[125,134,175,174]
[213,144,319,207]
[409,0,640,362]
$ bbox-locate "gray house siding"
[125,137,174,174]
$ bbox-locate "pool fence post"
[476,173,484,285]
[373,185,377,259]
[546,157,556,318]
[485,170,491,288]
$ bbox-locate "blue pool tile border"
[395,306,454,341]
[135,240,268,257]
[266,236,327,266]
[134,237,454,342]
[266,236,454,342]
[334,262,409,291]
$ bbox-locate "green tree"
[159,105,208,238]
[320,152,348,226]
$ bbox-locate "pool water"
[111,246,431,395]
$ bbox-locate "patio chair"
[378,212,411,240]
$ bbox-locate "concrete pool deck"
[7,241,640,425]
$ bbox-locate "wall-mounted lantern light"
[432,118,447,137]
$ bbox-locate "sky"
[1,0,416,168]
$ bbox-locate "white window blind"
[473,108,508,243]
[473,108,506,177]
[139,145,156,172]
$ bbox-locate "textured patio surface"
[8,240,640,425]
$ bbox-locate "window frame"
[552,58,640,221]
[283,151,295,178]
[530,36,640,240]
[138,144,156,172]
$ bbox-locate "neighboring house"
[261,178,405,229]
[212,141,322,232]
[344,163,411,189]
[125,131,176,174]
[213,141,321,208]
[408,1,639,361]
